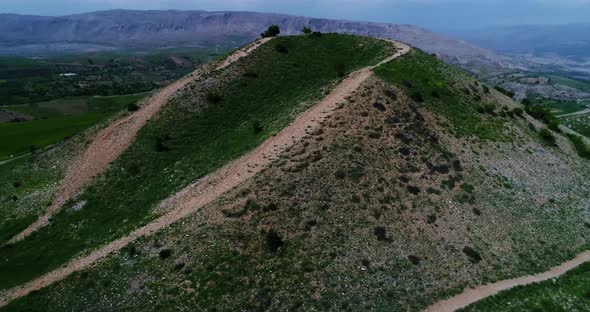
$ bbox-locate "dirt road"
[0,40,410,308]
[6,38,273,244]
[425,250,590,312]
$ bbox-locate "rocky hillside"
[0,35,588,311]
[0,10,520,69]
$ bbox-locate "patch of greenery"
[0,114,109,160]
[461,262,590,312]
[0,34,394,290]
[374,50,507,141]
[567,133,590,159]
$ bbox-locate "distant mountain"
[451,24,590,73]
[0,10,521,69]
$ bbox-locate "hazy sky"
[1,0,589,30]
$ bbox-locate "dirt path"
[6,38,273,244]
[425,250,590,312]
[0,41,410,308]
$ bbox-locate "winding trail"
[425,250,590,312]
[557,108,590,118]
[6,38,273,244]
[0,40,410,308]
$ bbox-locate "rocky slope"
[1,36,588,311]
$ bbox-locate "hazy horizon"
[1,0,590,31]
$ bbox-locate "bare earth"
[0,40,410,308]
[426,250,590,312]
[6,38,273,244]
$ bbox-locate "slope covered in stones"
[0,34,395,291]
[2,48,588,311]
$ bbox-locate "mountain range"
[0,10,521,69]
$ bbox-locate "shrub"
[407,185,421,195]
[476,103,495,115]
[494,86,515,98]
[408,255,421,265]
[373,226,390,242]
[261,25,281,38]
[206,91,222,104]
[539,128,556,146]
[242,71,258,78]
[525,105,560,132]
[158,249,172,259]
[334,62,346,77]
[302,27,312,34]
[462,246,482,263]
[253,120,264,134]
[275,43,288,54]
[427,214,437,224]
[410,91,424,103]
[127,103,140,112]
[155,135,171,152]
[311,31,322,38]
[512,107,524,117]
[265,229,284,252]
[567,134,590,159]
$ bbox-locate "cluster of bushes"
[567,134,590,159]
[525,105,560,132]
[261,25,281,38]
[494,86,515,98]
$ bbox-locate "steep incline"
[0,41,409,308]
[7,38,272,244]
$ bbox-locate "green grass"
[530,99,587,115]
[461,262,590,312]
[546,74,590,92]
[5,94,145,119]
[0,114,109,160]
[374,50,507,141]
[562,114,590,138]
[567,134,590,159]
[0,34,394,290]
[0,94,144,161]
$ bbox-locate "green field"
[0,34,395,290]
[562,113,590,138]
[462,262,590,311]
[530,99,588,115]
[0,94,143,161]
[0,114,108,160]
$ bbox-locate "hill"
[0,34,589,311]
[0,10,520,69]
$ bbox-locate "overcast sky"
[1,0,589,30]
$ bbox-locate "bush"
[494,86,515,98]
[302,27,312,34]
[526,105,560,132]
[155,135,171,152]
[253,120,264,134]
[567,134,590,159]
[206,91,222,104]
[373,226,390,242]
[158,249,172,259]
[127,103,140,112]
[410,91,424,103]
[539,128,556,146]
[311,31,322,38]
[261,25,281,38]
[265,229,284,252]
[462,246,482,263]
[275,43,288,54]
[476,103,495,115]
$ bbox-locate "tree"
[302,26,312,34]
[261,25,281,38]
